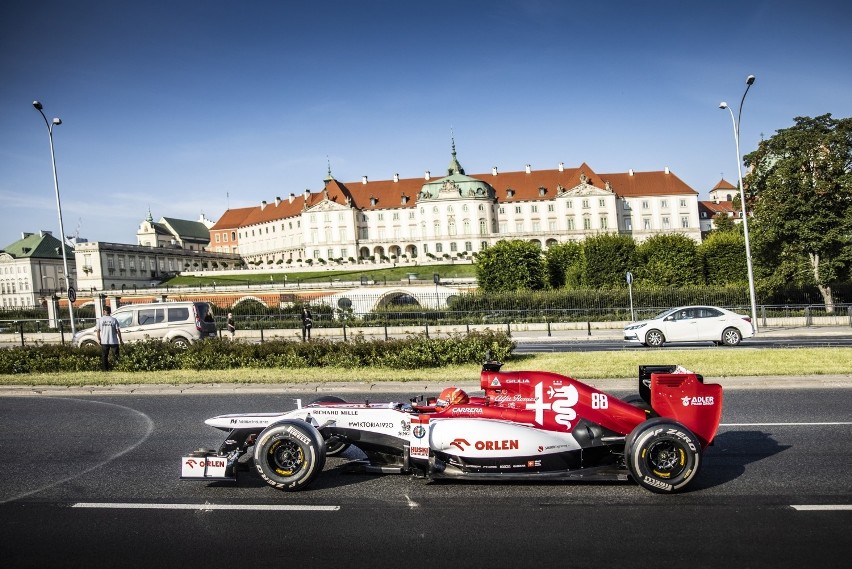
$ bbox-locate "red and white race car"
[181,361,723,493]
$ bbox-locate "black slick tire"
[625,418,701,493]
[254,419,326,491]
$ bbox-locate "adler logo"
[681,396,715,407]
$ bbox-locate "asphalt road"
[1,385,850,569]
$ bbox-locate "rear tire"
[310,396,351,456]
[254,420,326,491]
[721,327,742,346]
[625,418,701,493]
[80,339,98,348]
[171,336,191,349]
[645,329,665,347]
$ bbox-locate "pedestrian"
[227,312,236,338]
[96,305,123,371]
[301,306,312,341]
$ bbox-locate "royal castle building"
[211,145,702,266]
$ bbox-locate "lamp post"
[719,75,758,333]
[33,100,76,334]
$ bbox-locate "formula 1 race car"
[181,362,723,494]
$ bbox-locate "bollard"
[260,327,265,343]
[18,321,24,347]
[466,324,470,334]
[547,321,552,337]
[343,324,347,342]
[425,323,429,339]
[587,321,591,336]
[384,325,388,341]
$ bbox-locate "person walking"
[227,312,236,338]
[96,305,123,371]
[301,307,312,341]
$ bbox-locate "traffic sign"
[67,287,77,303]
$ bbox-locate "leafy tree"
[711,212,739,234]
[475,240,546,292]
[543,241,584,288]
[744,114,852,311]
[700,231,747,284]
[635,234,701,287]
[582,234,635,288]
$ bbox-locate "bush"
[0,332,515,375]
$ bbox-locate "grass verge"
[0,347,849,387]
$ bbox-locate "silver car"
[623,305,754,347]
[73,301,218,348]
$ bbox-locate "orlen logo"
[185,458,225,468]
[449,438,519,452]
[525,382,579,428]
[681,396,715,407]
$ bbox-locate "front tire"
[254,420,326,491]
[721,327,742,346]
[645,329,665,347]
[171,336,191,349]
[625,418,701,493]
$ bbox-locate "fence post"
[547,320,551,337]
[343,324,347,342]
[587,321,591,336]
[506,322,511,337]
[805,307,812,327]
[761,305,767,328]
[18,321,24,347]
[425,323,429,338]
[384,325,388,341]
[260,327,265,343]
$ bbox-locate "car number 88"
[591,393,609,409]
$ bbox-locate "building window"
[436,243,443,253]
[450,242,458,252]
[515,206,522,214]
[661,200,669,209]
[566,218,575,230]
[515,222,524,233]
[681,216,690,228]
[433,221,441,237]
[680,199,687,208]
[532,221,541,232]
[624,218,632,231]
[463,220,470,235]
[498,221,507,234]
[531,205,538,213]
[642,200,650,210]
[643,218,651,230]
[662,217,671,229]
[465,241,472,252]
[582,199,590,209]
[548,220,557,232]
[600,217,608,230]
[599,199,605,207]
[548,204,555,212]
[583,217,591,230]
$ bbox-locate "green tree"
[544,241,584,288]
[475,240,546,292]
[744,114,852,311]
[711,212,739,234]
[582,234,635,288]
[635,234,701,287]
[700,231,747,284]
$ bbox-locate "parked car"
[623,305,754,347]
[72,301,217,348]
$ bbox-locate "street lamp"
[33,100,76,334]
[719,75,758,333]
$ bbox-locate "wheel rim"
[643,439,687,479]
[647,330,663,347]
[723,329,740,345]
[267,438,305,476]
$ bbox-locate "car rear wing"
[639,365,723,447]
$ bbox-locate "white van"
[73,301,217,348]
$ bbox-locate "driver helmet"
[436,387,469,408]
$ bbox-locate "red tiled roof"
[711,178,737,191]
[699,200,737,215]
[210,207,254,230]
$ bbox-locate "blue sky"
[2,0,850,247]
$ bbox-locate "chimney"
[288,193,294,203]
[629,169,634,176]
[393,173,399,183]
[362,176,368,185]
[558,162,564,172]
[260,200,267,210]
[304,189,311,201]
[492,166,498,176]
[664,166,670,174]
[425,170,431,180]
[525,164,531,174]
[275,196,281,206]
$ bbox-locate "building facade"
[698,178,744,235]
[219,148,702,266]
[0,231,75,308]
[137,211,215,250]
[74,241,242,293]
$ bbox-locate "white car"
[624,305,754,347]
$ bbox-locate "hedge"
[0,331,515,375]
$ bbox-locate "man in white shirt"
[96,305,123,371]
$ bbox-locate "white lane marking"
[791,505,852,511]
[405,494,420,508]
[0,398,155,506]
[72,503,339,511]
[721,422,852,427]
